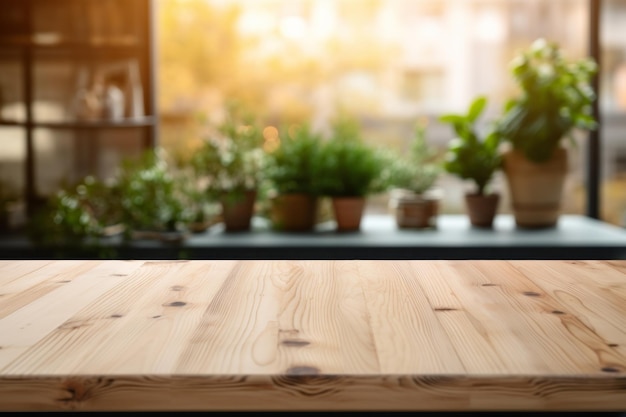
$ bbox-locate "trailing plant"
[497,38,597,163]
[316,117,385,197]
[440,95,501,195]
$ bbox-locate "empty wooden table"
[0,260,624,411]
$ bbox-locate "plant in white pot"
[497,38,597,228]
[386,123,442,229]
[440,95,502,228]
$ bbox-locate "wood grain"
[0,260,624,411]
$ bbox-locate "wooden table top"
[0,260,625,411]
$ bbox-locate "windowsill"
[1,214,625,260]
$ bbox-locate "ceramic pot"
[503,148,567,228]
[389,188,442,229]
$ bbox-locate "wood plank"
[273,260,379,374]
[403,261,514,374]
[357,260,465,373]
[77,260,238,374]
[0,260,624,411]
[509,260,626,366]
[177,260,380,375]
[411,260,563,374]
[0,260,51,284]
[0,374,624,411]
[0,261,99,319]
[1,260,200,374]
[467,260,624,375]
[0,261,145,371]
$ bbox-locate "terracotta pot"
[390,189,441,229]
[332,196,366,232]
[503,148,567,228]
[465,192,500,228]
[270,193,318,232]
[220,189,257,232]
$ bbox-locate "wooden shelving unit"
[0,0,157,215]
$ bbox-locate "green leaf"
[467,96,487,122]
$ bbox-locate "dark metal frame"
[587,0,602,219]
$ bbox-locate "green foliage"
[27,175,122,244]
[191,101,265,198]
[440,96,502,195]
[263,123,324,195]
[385,123,441,194]
[117,149,193,233]
[316,117,385,197]
[29,148,204,243]
[497,38,597,163]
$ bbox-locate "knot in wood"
[281,339,311,347]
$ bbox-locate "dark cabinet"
[0,0,157,215]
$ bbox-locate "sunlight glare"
[280,15,307,39]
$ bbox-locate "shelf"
[2,0,156,217]
[1,214,625,260]
[0,36,142,50]
[0,119,24,127]
[0,117,155,129]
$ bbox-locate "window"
[159,0,626,223]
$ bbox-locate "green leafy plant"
[191,102,265,199]
[177,166,221,227]
[27,175,123,244]
[497,38,597,163]
[117,149,192,234]
[316,117,385,197]
[440,96,501,195]
[263,123,324,195]
[385,123,441,194]
[29,149,199,243]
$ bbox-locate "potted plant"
[387,122,443,229]
[117,149,192,242]
[26,175,125,246]
[316,117,386,232]
[263,123,323,232]
[440,96,502,228]
[178,167,221,233]
[497,38,597,228]
[191,103,265,232]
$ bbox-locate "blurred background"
[156,0,626,225]
[1,0,625,227]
